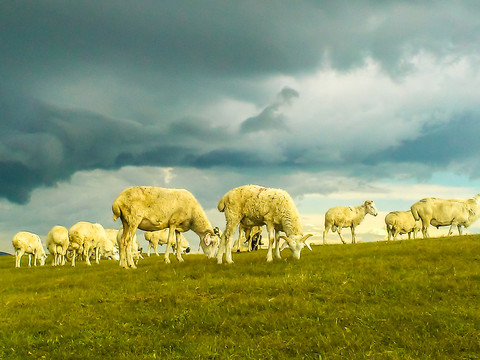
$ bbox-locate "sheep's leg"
[274,231,282,259]
[218,219,239,264]
[393,228,399,241]
[95,247,100,264]
[154,240,160,256]
[245,228,253,252]
[164,226,175,264]
[15,250,24,268]
[350,226,356,244]
[322,228,329,245]
[72,249,76,267]
[337,227,346,244]
[458,225,463,235]
[85,245,92,266]
[28,254,32,267]
[266,226,275,262]
[120,219,139,269]
[421,219,429,238]
[175,231,184,262]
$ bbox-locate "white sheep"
[385,211,421,241]
[144,229,191,256]
[410,194,480,238]
[12,231,47,268]
[46,225,69,266]
[68,221,109,266]
[112,186,220,268]
[217,184,312,264]
[323,201,378,244]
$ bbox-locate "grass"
[0,236,479,359]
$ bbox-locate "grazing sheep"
[144,229,191,256]
[68,221,109,266]
[12,231,46,268]
[232,224,262,252]
[410,194,480,238]
[385,211,421,241]
[112,186,220,268]
[323,201,378,244]
[103,229,121,260]
[217,184,312,264]
[46,225,69,266]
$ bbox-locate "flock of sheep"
[11,184,480,269]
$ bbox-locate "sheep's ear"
[204,233,211,246]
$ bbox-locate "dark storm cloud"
[240,87,298,133]
[3,1,480,84]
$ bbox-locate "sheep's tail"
[112,200,122,222]
[217,194,227,212]
[410,205,420,222]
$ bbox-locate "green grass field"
[1,236,479,359]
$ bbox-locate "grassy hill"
[1,236,479,359]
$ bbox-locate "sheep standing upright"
[410,194,480,238]
[12,231,47,268]
[46,225,69,266]
[217,184,312,264]
[385,211,420,241]
[112,186,220,268]
[323,201,378,244]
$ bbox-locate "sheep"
[144,229,191,256]
[410,194,480,238]
[46,225,69,266]
[323,200,378,244]
[117,227,143,265]
[385,211,421,241]
[12,231,47,268]
[217,184,313,264]
[112,186,220,268]
[232,224,262,252]
[100,228,120,260]
[68,221,109,266]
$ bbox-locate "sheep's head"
[36,247,47,266]
[365,200,378,216]
[201,232,220,258]
[280,234,313,260]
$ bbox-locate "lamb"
[12,231,47,268]
[232,224,263,252]
[323,200,378,244]
[385,211,421,241]
[46,225,69,266]
[217,184,312,264]
[410,194,480,238]
[112,186,220,268]
[144,229,191,256]
[68,221,109,266]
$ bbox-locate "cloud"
[240,87,298,133]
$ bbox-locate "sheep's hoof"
[164,258,171,264]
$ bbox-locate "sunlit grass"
[1,236,479,359]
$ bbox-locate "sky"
[2,1,480,253]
